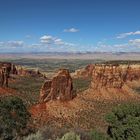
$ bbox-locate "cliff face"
[40,80,52,102]
[15,66,46,79]
[91,64,140,89]
[40,69,74,102]
[31,64,140,131]
[0,62,13,87]
[40,64,140,103]
[0,62,42,87]
[0,62,17,75]
[73,64,95,78]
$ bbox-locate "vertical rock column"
[0,67,9,87]
[40,69,74,102]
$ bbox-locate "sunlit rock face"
[0,62,18,76]
[11,64,18,75]
[91,64,140,89]
[0,62,12,87]
[40,80,52,102]
[16,66,43,77]
[0,62,12,75]
[40,69,74,102]
[73,64,95,78]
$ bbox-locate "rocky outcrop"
[0,67,8,87]
[0,62,18,75]
[40,80,52,102]
[122,66,140,82]
[0,62,12,76]
[0,62,12,87]
[85,64,95,76]
[11,64,18,74]
[0,62,21,87]
[40,69,74,102]
[17,67,44,77]
[73,64,95,78]
[91,64,140,89]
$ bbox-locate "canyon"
[0,61,140,131]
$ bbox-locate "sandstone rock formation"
[40,80,52,102]
[0,62,12,76]
[0,62,12,87]
[0,62,18,75]
[0,68,8,87]
[91,64,140,89]
[11,64,18,74]
[17,67,43,77]
[40,69,74,102]
[73,64,95,78]
[0,62,19,87]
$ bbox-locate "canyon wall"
[0,62,12,87]
[91,64,140,89]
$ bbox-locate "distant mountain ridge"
[0,52,140,60]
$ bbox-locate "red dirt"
[29,80,140,131]
[0,87,17,96]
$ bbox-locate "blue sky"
[0,0,140,52]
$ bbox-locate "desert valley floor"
[0,58,140,139]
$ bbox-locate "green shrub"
[73,77,91,93]
[106,103,140,140]
[24,131,44,140]
[89,130,110,140]
[40,126,68,140]
[10,76,44,106]
[58,132,80,140]
[0,96,31,140]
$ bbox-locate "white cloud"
[129,38,140,43]
[29,44,42,48]
[40,35,75,47]
[0,42,4,47]
[40,35,54,44]
[94,38,140,52]
[0,41,24,49]
[64,28,79,33]
[129,39,140,47]
[7,41,24,47]
[64,42,75,47]
[0,40,25,52]
[113,43,129,48]
[0,36,76,52]
[54,38,64,45]
[117,30,140,38]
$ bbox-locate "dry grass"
[29,80,140,133]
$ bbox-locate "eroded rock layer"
[0,62,13,87]
[73,64,95,78]
[40,69,74,102]
[15,66,47,79]
[91,64,140,89]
